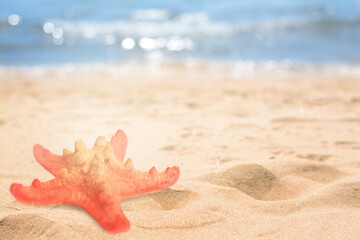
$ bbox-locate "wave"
[42,13,360,40]
[44,19,232,39]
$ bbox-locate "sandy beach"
[0,66,359,239]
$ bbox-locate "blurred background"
[1,0,360,76]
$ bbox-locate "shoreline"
[1,60,360,82]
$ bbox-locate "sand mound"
[0,214,86,240]
[149,188,199,210]
[123,188,198,211]
[200,164,286,200]
[294,164,344,183]
[307,179,360,208]
[271,161,345,184]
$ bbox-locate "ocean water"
[1,0,360,74]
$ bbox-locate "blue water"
[1,0,360,66]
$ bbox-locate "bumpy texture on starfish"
[10,130,180,233]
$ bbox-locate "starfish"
[10,130,180,233]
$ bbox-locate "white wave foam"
[131,9,170,20]
[43,13,350,42]
[46,19,232,38]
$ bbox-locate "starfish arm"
[121,166,180,198]
[110,130,128,163]
[10,178,130,233]
[33,144,68,177]
[10,178,76,205]
[80,199,130,233]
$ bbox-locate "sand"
[0,65,359,239]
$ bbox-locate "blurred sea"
[1,0,360,76]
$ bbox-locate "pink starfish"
[10,130,180,233]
